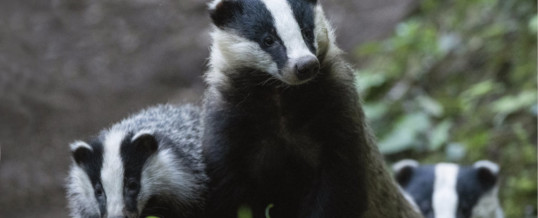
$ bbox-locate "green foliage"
[236,204,274,218]
[237,205,253,218]
[265,204,274,218]
[355,0,537,217]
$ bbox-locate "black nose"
[294,56,320,81]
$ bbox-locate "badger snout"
[295,56,320,81]
[281,55,320,85]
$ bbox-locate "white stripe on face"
[100,130,126,216]
[433,163,460,218]
[260,0,314,60]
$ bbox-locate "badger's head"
[393,160,504,218]
[66,130,194,218]
[207,0,336,86]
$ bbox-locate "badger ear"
[208,0,243,27]
[131,131,158,155]
[474,160,499,189]
[70,141,93,165]
[393,159,419,187]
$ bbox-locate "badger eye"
[94,183,104,196]
[302,29,313,41]
[263,36,275,47]
[127,180,139,192]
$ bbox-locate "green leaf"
[460,80,502,112]
[356,70,387,93]
[379,112,430,154]
[429,120,453,150]
[265,204,274,218]
[492,91,537,115]
[237,205,253,218]
[417,95,444,117]
[363,102,390,122]
[445,142,466,161]
[461,80,497,102]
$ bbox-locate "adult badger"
[393,160,504,218]
[66,105,207,218]
[202,0,421,217]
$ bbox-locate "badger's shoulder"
[111,104,204,168]
[105,104,200,146]
[109,104,200,134]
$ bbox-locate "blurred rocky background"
[0,0,418,217]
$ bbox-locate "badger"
[393,159,504,218]
[202,0,421,217]
[66,104,207,218]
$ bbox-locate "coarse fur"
[66,104,207,218]
[202,0,422,217]
[393,160,504,218]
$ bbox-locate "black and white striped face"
[393,160,504,218]
[208,0,330,85]
[67,130,167,218]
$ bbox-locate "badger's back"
[106,104,204,169]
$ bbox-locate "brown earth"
[0,0,416,217]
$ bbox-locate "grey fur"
[106,104,204,172]
[66,104,207,218]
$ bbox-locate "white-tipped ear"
[208,0,222,10]
[473,160,500,175]
[131,130,154,143]
[131,130,159,155]
[70,140,93,165]
[393,159,419,172]
[70,140,92,152]
[208,0,242,28]
[474,160,500,188]
[393,159,419,187]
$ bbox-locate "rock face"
[0,0,416,217]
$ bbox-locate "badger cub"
[393,160,504,218]
[66,105,207,218]
[203,0,420,217]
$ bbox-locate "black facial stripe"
[240,0,287,70]
[456,167,494,218]
[403,166,435,217]
[287,0,317,54]
[210,0,288,70]
[78,140,104,185]
[120,132,157,212]
[263,33,288,70]
[76,139,106,215]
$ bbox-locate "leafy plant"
[355,0,537,216]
